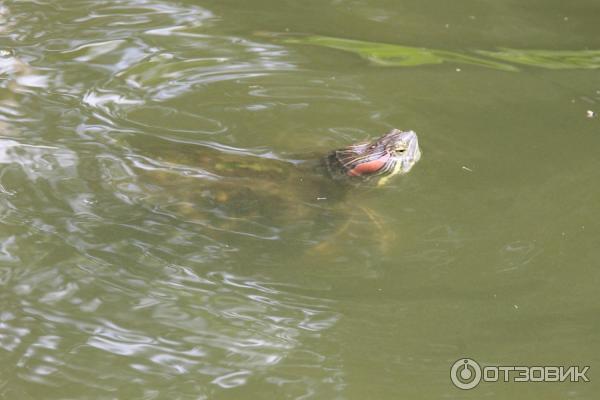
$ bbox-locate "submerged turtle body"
[130,129,421,246]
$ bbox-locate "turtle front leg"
[307,205,395,258]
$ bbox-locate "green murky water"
[1,0,599,398]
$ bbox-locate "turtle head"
[327,129,421,185]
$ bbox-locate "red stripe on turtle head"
[346,152,391,176]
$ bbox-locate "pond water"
[1,0,599,398]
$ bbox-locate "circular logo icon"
[450,358,482,390]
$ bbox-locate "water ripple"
[0,0,357,397]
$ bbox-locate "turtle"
[123,129,421,253]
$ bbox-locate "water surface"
[1,0,599,398]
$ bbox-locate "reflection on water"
[0,0,389,396]
[0,0,348,397]
[478,48,600,69]
[279,33,600,71]
[2,264,341,395]
[280,34,518,71]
